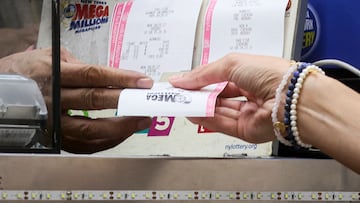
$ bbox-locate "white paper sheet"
[109,0,203,81]
[202,0,287,64]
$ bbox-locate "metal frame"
[0,154,359,202]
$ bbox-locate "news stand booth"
[0,0,359,202]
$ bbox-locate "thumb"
[169,55,232,90]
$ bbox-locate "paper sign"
[109,0,203,81]
[206,0,287,61]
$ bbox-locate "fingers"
[61,62,154,89]
[169,56,233,89]
[215,98,248,119]
[169,53,292,96]
[61,115,152,154]
[61,88,121,110]
[188,113,273,144]
[188,97,275,143]
[60,48,83,64]
[188,98,247,138]
[188,115,242,139]
[218,82,250,98]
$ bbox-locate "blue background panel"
[301,0,360,69]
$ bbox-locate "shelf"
[0,154,359,191]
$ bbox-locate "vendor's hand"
[169,53,291,143]
[0,48,153,153]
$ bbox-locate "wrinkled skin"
[0,48,153,153]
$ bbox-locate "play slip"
[117,81,227,117]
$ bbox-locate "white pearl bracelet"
[271,61,297,147]
[288,64,325,148]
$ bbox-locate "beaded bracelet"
[271,61,297,147]
[282,62,309,147]
[284,63,325,148]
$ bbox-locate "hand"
[169,53,291,143]
[0,48,153,153]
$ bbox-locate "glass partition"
[0,0,60,153]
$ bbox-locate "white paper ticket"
[117,82,227,117]
[108,0,202,81]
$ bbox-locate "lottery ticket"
[117,81,227,117]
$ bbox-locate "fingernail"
[137,78,153,88]
[137,117,152,130]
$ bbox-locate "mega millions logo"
[146,92,192,104]
[301,3,320,59]
[62,1,109,34]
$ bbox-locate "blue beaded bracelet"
[283,62,309,147]
[283,62,325,149]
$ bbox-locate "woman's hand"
[169,53,291,143]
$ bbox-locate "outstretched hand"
[0,48,153,153]
[169,53,291,143]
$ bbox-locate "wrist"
[296,73,359,147]
[272,62,326,148]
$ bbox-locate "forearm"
[297,73,360,173]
